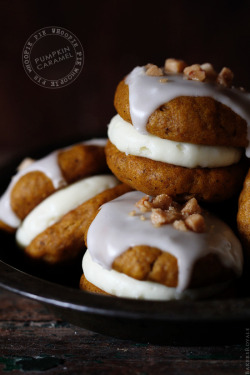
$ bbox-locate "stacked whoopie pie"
[81,59,250,300]
[0,140,131,264]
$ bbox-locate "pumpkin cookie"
[0,139,108,231]
[16,181,132,264]
[80,191,243,300]
[106,60,249,201]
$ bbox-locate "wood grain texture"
[0,289,246,374]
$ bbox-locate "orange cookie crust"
[25,183,133,264]
[58,144,108,184]
[11,171,55,221]
[0,219,16,233]
[112,246,235,289]
[79,274,109,296]
[237,169,250,256]
[114,79,247,147]
[105,140,247,202]
[80,246,234,294]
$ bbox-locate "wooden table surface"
[0,289,246,375]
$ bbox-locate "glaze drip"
[87,191,243,292]
[0,139,107,228]
[125,67,250,156]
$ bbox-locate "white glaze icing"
[82,138,107,147]
[82,250,230,300]
[16,174,118,247]
[87,191,243,292]
[0,138,107,228]
[108,114,242,168]
[125,66,250,156]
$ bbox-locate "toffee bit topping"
[151,208,181,227]
[152,194,173,210]
[183,62,234,87]
[145,63,164,76]
[173,219,188,232]
[156,58,236,87]
[216,67,234,87]
[200,63,217,79]
[135,195,152,212]
[181,197,202,217]
[185,213,206,233]
[183,64,206,82]
[159,78,168,83]
[135,194,206,233]
[164,58,187,73]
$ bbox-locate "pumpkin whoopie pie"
[80,191,243,300]
[0,139,108,232]
[0,138,133,264]
[106,59,249,202]
[16,182,131,264]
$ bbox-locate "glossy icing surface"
[87,191,243,292]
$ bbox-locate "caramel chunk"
[216,67,234,87]
[183,64,206,82]
[145,64,163,76]
[164,58,187,73]
[185,214,206,233]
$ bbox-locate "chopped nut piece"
[185,214,206,233]
[164,58,187,73]
[200,63,217,80]
[152,194,172,210]
[181,197,202,217]
[216,67,234,87]
[129,210,136,216]
[183,64,206,82]
[145,64,163,76]
[140,215,146,221]
[135,195,152,212]
[173,220,188,232]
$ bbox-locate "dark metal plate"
[0,149,249,345]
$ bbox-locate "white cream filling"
[108,114,242,168]
[16,174,118,247]
[82,250,230,301]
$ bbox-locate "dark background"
[0,0,250,157]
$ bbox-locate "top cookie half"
[114,62,248,148]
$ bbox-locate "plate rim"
[1,259,250,324]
